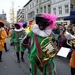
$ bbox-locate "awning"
[64,15,75,20]
[64,11,75,20]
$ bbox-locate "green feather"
[36,13,41,17]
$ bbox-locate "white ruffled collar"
[1,27,4,30]
[14,27,23,32]
[32,24,52,37]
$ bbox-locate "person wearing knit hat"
[0,20,7,62]
[23,22,28,33]
[11,22,26,63]
[21,13,57,75]
[23,22,28,28]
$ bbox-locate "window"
[22,15,24,18]
[28,11,34,20]
[53,0,56,2]
[26,8,27,11]
[30,5,31,8]
[40,7,43,13]
[27,7,28,11]
[37,0,38,3]
[36,0,38,5]
[65,5,69,13]
[44,6,46,13]
[53,8,56,14]
[36,9,38,13]
[45,0,47,1]
[59,6,62,14]
[40,0,43,3]
[22,9,25,14]
[32,3,34,7]
[48,5,50,13]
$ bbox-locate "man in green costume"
[11,22,26,63]
[21,13,57,75]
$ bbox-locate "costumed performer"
[21,13,57,75]
[11,22,26,63]
[0,20,7,62]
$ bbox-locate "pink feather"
[41,13,57,29]
[17,22,23,28]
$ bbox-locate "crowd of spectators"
[53,23,75,59]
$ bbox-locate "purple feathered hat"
[14,22,23,31]
[36,13,57,29]
[17,22,23,28]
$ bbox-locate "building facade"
[0,11,10,27]
[17,0,51,22]
[17,0,75,25]
[51,0,70,25]
[0,13,6,21]
[70,0,75,11]
[17,8,25,22]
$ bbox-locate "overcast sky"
[0,0,29,22]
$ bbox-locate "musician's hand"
[42,58,49,65]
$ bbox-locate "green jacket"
[11,29,26,52]
[20,30,56,75]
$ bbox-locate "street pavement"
[0,38,71,75]
[55,56,71,75]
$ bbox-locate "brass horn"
[64,31,75,48]
[34,37,58,72]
